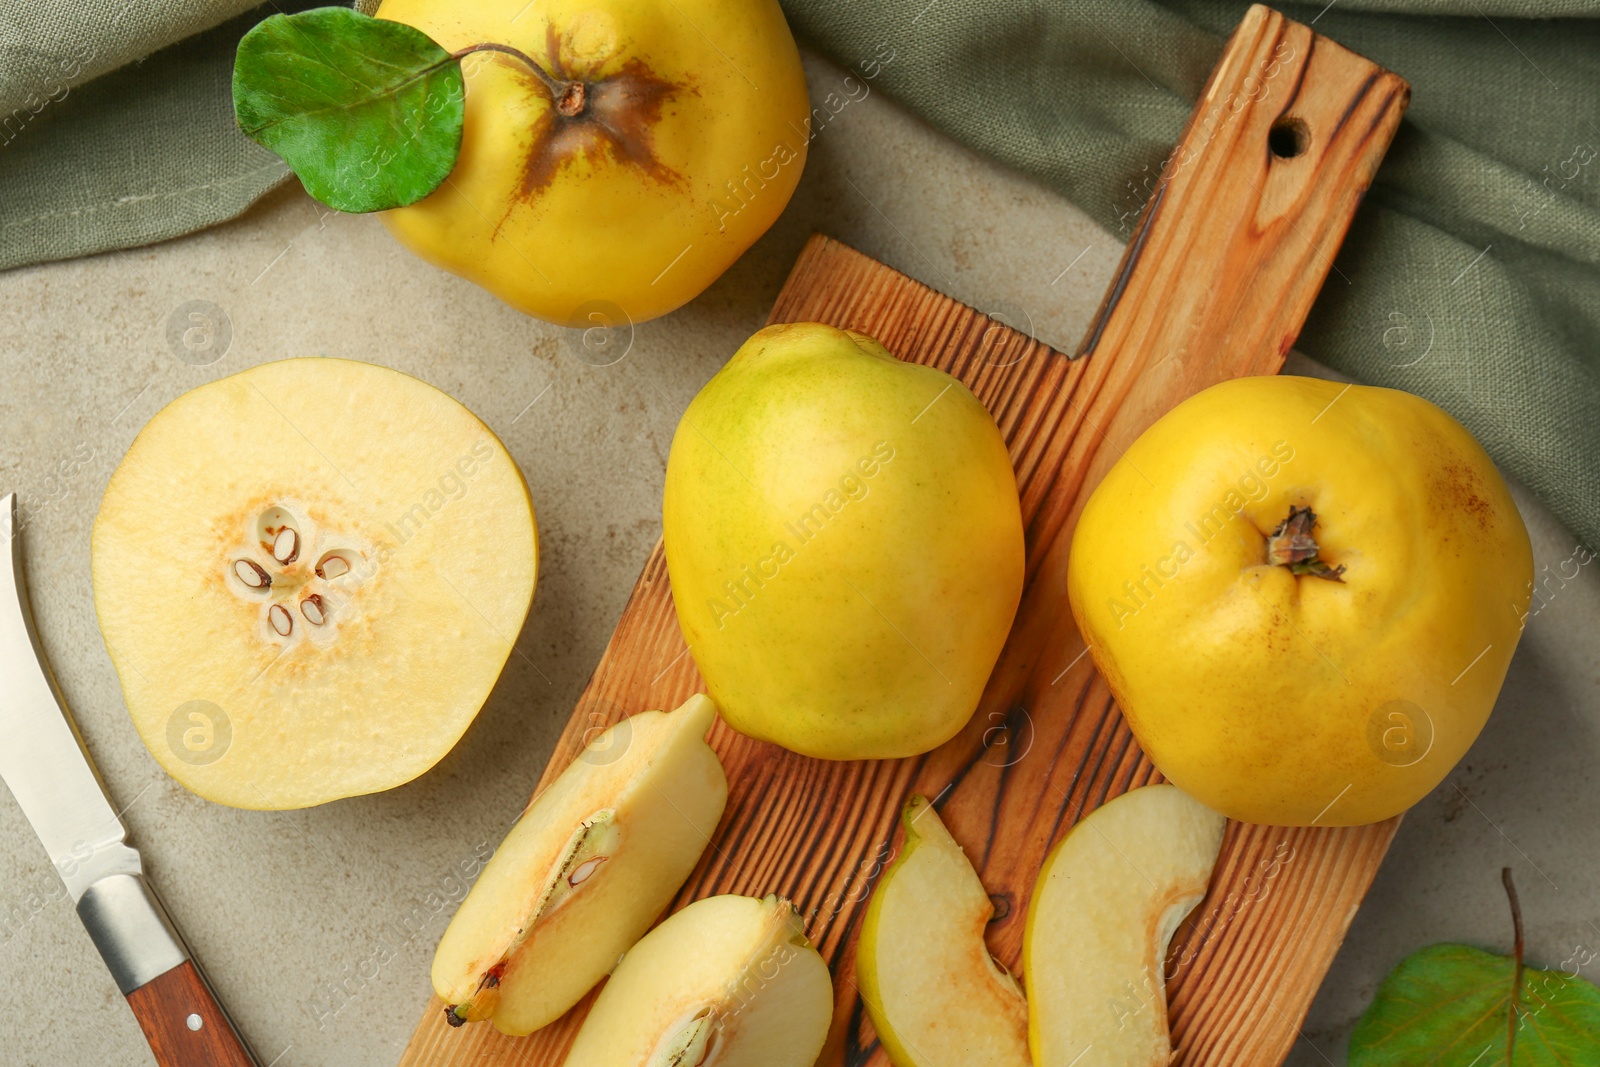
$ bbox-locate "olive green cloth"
[0,2,300,269]
[786,0,1600,556]
[1,1,1596,555]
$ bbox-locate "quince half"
[92,358,536,809]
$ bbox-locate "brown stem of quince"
[1265,505,1346,582]
[1504,867,1524,1063]
[449,43,587,117]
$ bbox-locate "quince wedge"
[561,893,833,1067]
[1024,785,1226,1067]
[434,695,728,1035]
[856,795,1030,1067]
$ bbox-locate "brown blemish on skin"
[1438,460,1494,533]
[497,26,684,228]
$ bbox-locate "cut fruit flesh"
[434,695,729,1036]
[562,894,833,1067]
[91,357,536,809]
[857,795,1029,1067]
[1024,784,1226,1067]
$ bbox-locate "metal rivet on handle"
[187,1013,203,1031]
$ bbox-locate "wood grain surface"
[401,6,1409,1065]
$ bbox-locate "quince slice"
[1024,784,1226,1067]
[857,795,1030,1067]
[562,893,833,1067]
[434,695,728,1035]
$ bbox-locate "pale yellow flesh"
[1024,785,1226,1067]
[433,695,728,1035]
[562,894,833,1067]
[663,322,1025,760]
[857,796,1029,1067]
[91,357,537,809]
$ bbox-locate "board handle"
[125,960,258,1067]
[1074,2,1409,477]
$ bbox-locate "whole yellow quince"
[375,0,808,325]
[663,323,1025,760]
[1068,376,1532,827]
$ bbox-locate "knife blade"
[0,493,260,1067]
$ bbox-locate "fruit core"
[442,810,619,1027]
[1264,505,1345,582]
[651,1007,719,1067]
[227,502,368,647]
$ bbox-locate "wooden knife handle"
[76,874,259,1066]
[126,960,257,1067]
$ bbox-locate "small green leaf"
[232,6,463,213]
[1350,943,1600,1066]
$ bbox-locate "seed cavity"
[234,559,271,589]
[272,527,300,564]
[568,856,606,887]
[649,1008,718,1067]
[256,506,300,556]
[234,510,364,651]
[301,594,327,626]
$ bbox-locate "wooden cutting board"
[401,6,1409,1065]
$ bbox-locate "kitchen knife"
[0,493,259,1067]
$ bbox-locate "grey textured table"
[0,52,1595,1067]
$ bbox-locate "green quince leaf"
[1350,942,1600,1066]
[232,6,463,213]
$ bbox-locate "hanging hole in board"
[1269,117,1310,159]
